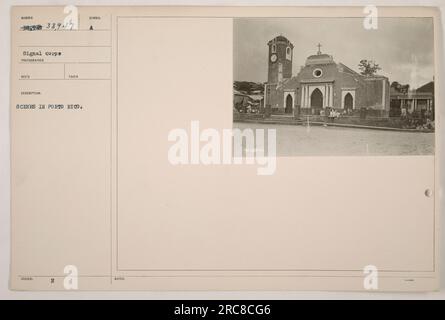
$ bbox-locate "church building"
[264,35,390,116]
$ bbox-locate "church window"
[271,44,276,53]
[286,47,291,60]
[313,68,323,78]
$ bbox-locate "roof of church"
[305,53,334,65]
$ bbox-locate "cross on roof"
[317,43,322,55]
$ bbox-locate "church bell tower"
[267,35,293,84]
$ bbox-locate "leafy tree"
[233,81,264,94]
[358,59,381,76]
[390,81,400,88]
[390,81,410,93]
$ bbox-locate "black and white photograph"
[233,17,435,156]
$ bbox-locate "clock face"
[270,54,277,62]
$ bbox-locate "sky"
[234,17,434,89]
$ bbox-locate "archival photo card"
[9,6,440,292]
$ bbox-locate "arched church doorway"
[285,94,293,114]
[310,88,323,111]
[344,93,353,111]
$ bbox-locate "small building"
[233,90,263,114]
[390,81,434,119]
[233,90,249,110]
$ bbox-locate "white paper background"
[1,0,444,299]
